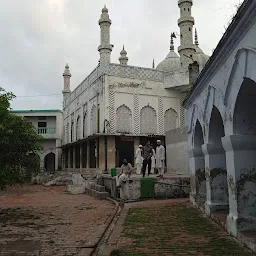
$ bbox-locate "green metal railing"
[37,127,56,135]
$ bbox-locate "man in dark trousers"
[141,141,153,177]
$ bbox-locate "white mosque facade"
[61,0,209,171]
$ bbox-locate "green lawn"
[111,203,254,256]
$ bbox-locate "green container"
[111,168,117,177]
[140,177,156,198]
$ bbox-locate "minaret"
[119,45,128,65]
[98,5,113,70]
[62,63,71,100]
[177,0,196,68]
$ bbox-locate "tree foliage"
[0,88,42,190]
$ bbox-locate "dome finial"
[195,28,199,46]
[102,4,108,13]
[152,59,155,69]
[170,32,176,51]
[119,45,128,65]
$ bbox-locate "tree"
[0,88,42,190]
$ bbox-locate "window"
[188,8,190,11]
[38,122,46,128]
[38,116,46,120]
[189,27,191,31]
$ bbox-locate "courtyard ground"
[104,199,255,256]
[0,184,116,256]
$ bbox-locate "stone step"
[84,187,109,200]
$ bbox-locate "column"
[222,135,256,237]
[80,144,83,171]
[188,148,205,205]
[68,148,71,169]
[40,155,44,172]
[202,143,228,216]
[73,146,76,170]
[107,136,115,169]
[99,137,105,170]
[87,141,90,168]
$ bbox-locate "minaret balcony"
[178,0,193,5]
[178,44,196,53]
[98,44,114,52]
[178,16,195,26]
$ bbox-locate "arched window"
[116,105,132,133]
[83,113,87,138]
[164,108,177,132]
[71,121,74,142]
[66,123,69,143]
[140,106,157,134]
[76,116,81,140]
[91,105,97,135]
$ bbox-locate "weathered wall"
[165,126,189,175]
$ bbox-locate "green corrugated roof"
[11,109,61,113]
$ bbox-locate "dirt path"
[0,184,115,256]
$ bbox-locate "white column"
[222,135,256,237]
[202,143,228,216]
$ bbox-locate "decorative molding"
[158,96,164,135]
[108,63,164,82]
[133,94,140,134]
[109,81,146,90]
[109,90,115,133]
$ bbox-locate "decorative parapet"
[64,66,102,108]
[108,63,164,82]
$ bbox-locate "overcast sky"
[1,0,242,110]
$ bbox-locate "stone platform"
[99,174,190,202]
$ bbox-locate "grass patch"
[114,203,254,256]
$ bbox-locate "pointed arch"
[76,116,81,140]
[164,108,178,132]
[83,112,87,138]
[116,104,132,133]
[188,103,204,134]
[66,123,69,144]
[193,120,204,149]
[224,48,256,108]
[140,105,157,134]
[90,105,97,135]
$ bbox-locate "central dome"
[156,35,181,72]
[156,51,181,72]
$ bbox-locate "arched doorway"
[230,78,256,233]
[205,106,229,215]
[192,120,206,204]
[44,152,55,172]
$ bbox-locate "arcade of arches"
[189,77,256,238]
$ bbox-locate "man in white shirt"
[135,145,143,175]
[156,140,165,178]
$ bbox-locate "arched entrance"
[44,152,55,172]
[190,120,206,205]
[225,77,256,234]
[204,106,228,216]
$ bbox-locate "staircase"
[85,182,109,200]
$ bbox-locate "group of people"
[135,140,165,178]
[116,140,165,187]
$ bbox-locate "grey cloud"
[0,0,241,110]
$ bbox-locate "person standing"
[151,143,156,174]
[156,140,165,178]
[135,145,143,175]
[142,141,153,177]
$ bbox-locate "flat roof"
[11,109,62,113]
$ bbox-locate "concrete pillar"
[73,146,76,170]
[188,148,206,205]
[87,142,90,168]
[80,144,83,171]
[222,135,256,237]
[107,136,116,169]
[68,148,71,169]
[202,143,229,216]
[99,137,105,170]
[40,156,44,171]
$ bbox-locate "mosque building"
[61,0,209,171]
